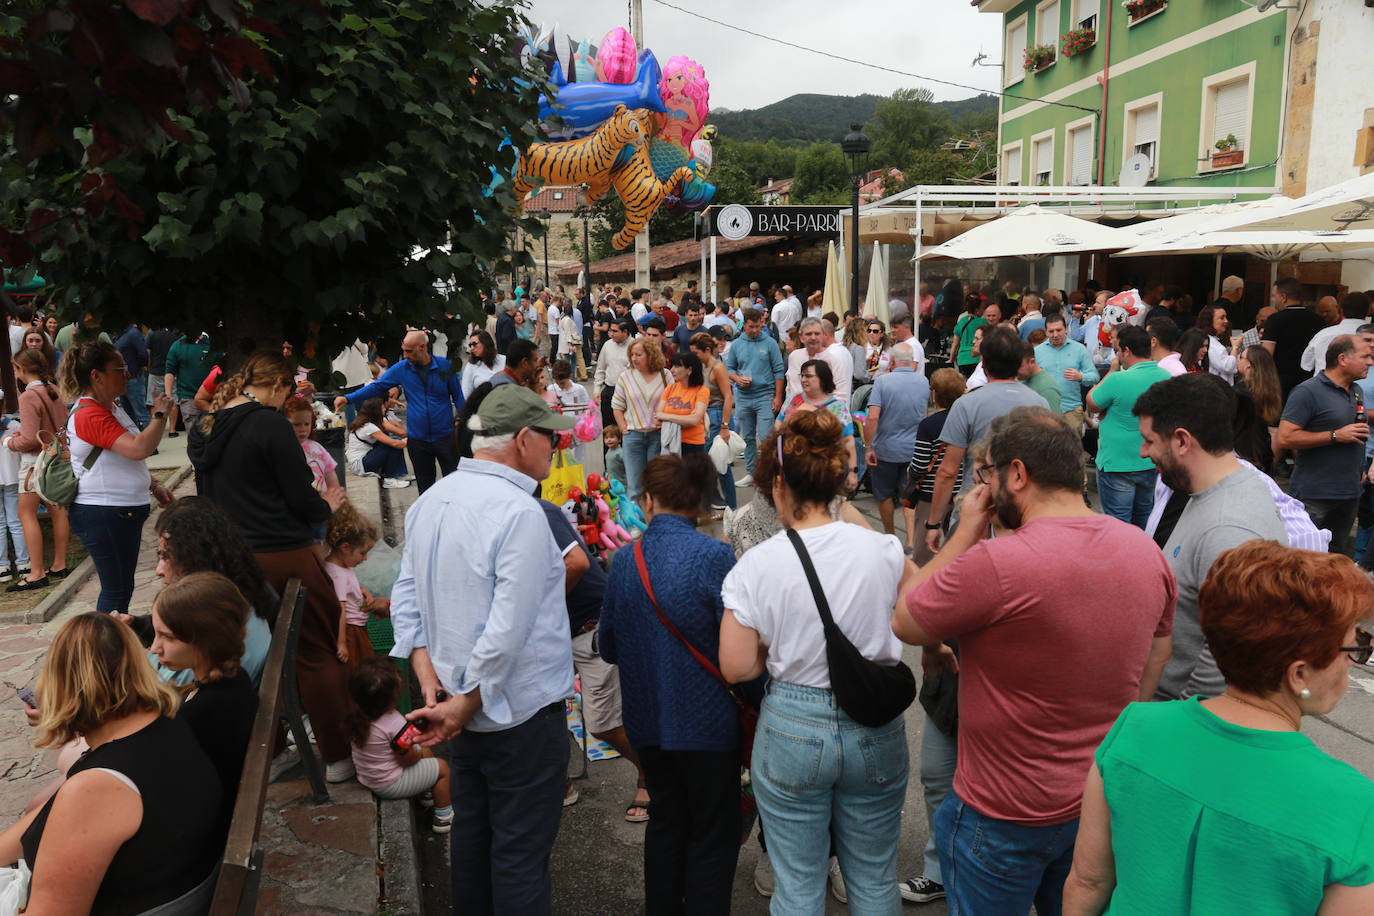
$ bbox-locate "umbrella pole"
[1270,259,1278,287]
[709,236,717,303]
[700,239,707,299]
[1213,253,1222,300]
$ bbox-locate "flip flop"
[625,780,649,823]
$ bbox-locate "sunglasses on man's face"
[868,327,883,334]
[1341,627,1373,666]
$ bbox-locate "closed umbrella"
[823,240,849,316]
[867,241,890,324]
[1217,172,1374,233]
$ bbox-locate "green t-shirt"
[1024,369,1062,414]
[1091,360,1170,472]
[1097,698,1374,915]
[952,314,987,367]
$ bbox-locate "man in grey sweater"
[1133,374,1289,700]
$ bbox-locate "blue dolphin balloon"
[539,50,665,138]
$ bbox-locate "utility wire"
[645,0,1102,117]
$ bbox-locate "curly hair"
[156,497,273,621]
[776,409,848,519]
[202,351,294,435]
[627,337,665,374]
[153,571,249,694]
[282,395,317,440]
[325,502,377,553]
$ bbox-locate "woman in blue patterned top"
[600,452,742,914]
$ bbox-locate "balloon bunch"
[564,478,633,556]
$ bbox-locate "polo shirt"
[1282,371,1366,500]
[868,367,930,464]
[1034,339,1100,411]
[1023,369,1062,414]
[1091,360,1171,472]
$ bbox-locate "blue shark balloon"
[539,51,666,138]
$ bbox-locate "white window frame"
[1072,0,1099,32]
[1036,0,1061,51]
[1197,62,1256,174]
[1031,128,1056,186]
[1064,115,1095,186]
[1006,12,1028,87]
[1002,140,1025,186]
[1123,92,1164,182]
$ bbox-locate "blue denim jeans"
[69,502,150,613]
[934,791,1079,916]
[735,397,773,476]
[0,484,28,569]
[361,441,409,479]
[706,405,736,509]
[752,681,908,916]
[919,714,957,884]
[621,428,660,503]
[123,372,151,429]
[1095,467,1157,529]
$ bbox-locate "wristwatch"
[153,411,166,419]
[925,522,943,530]
[1331,429,1338,443]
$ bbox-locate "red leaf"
[28,209,60,231]
[244,16,284,38]
[113,190,145,224]
[87,124,121,166]
[122,0,186,27]
[212,34,273,81]
[0,61,39,95]
[173,24,204,54]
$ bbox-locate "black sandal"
[625,779,650,823]
[47,567,70,580]
[6,576,49,592]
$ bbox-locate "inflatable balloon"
[1099,288,1147,348]
[571,37,597,82]
[657,55,709,151]
[597,27,638,84]
[514,104,648,198]
[573,402,602,442]
[539,51,665,137]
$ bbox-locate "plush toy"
[1097,288,1147,348]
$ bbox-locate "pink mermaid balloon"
[656,55,709,150]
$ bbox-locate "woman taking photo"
[0,612,224,913]
[690,332,736,510]
[188,351,355,781]
[1065,541,1374,914]
[656,352,710,454]
[775,359,859,495]
[612,337,671,502]
[599,453,742,915]
[719,410,909,913]
[950,294,987,378]
[461,330,505,400]
[1194,304,1238,384]
[59,341,174,613]
[5,348,71,590]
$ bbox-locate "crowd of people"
[3,268,1374,916]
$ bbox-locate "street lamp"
[841,123,870,316]
[538,208,551,289]
[576,187,591,290]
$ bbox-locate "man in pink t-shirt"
[893,405,1176,915]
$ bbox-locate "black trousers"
[1301,495,1360,558]
[639,746,741,916]
[449,703,569,916]
[407,435,459,493]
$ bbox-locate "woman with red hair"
[1064,541,1374,914]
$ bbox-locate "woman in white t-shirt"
[460,330,505,400]
[719,408,908,914]
[345,397,409,488]
[58,341,174,612]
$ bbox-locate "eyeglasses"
[974,462,1003,486]
[107,364,131,377]
[529,428,559,449]
[1340,627,1373,665]
[867,327,883,334]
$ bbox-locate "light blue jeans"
[752,681,908,916]
[620,428,660,503]
[919,713,957,884]
[706,405,736,509]
[735,397,773,476]
[0,484,27,569]
[1095,467,1157,529]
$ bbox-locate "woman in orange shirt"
[656,352,710,454]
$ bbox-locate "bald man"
[336,329,466,492]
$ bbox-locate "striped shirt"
[907,410,965,503]
[611,368,670,431]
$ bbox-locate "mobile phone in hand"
[17,686,36,708]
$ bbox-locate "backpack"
[36,400,103,508]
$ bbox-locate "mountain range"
[710,92,999,145]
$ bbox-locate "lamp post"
[841,123,870,315]
[576,187,591,290]
[538,208,551,289]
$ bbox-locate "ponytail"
[57,340,117,402]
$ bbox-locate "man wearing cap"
[391,384,577,916]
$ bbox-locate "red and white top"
[69,397,150,507]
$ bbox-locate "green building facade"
[976,1,1290,196]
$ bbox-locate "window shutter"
[1075,0,1099,30]
[1039,1,1060,45]
[1134,105,1159,146]
[1213,80,1248,150]
[1005,147,1023,185]
[1009,23,1027,77]
[1070,125,1092,185]
[1034,136,1053,183]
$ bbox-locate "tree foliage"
[870,87,950,169]
[789,142,851,205]
[3,0,541,381]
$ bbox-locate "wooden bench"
[210,578,329,915]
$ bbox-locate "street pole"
[841,124,870,316]
[631,0,651,291]
[583,211,591,292]
[539,209,551,289]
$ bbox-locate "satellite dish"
[1119,154,1152,188]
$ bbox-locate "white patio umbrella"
[915,205,1137,262]
[1217,172,1374,233]
[1119,197,1294,293]
[866,241,890,324]
[822,240,849,315]
[1114,228,1374,284]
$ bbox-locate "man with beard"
[894,406,1176,915]
[1133,374,1288,701]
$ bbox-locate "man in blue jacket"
[335,330,464,492]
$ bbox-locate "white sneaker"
[383,477,410,489]
[432,809,454,834]
[753,849,774,897]
[325,758,355,783]
[828,857,847,904]
[735,474,753,487]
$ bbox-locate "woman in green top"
[1064,540,1374,916]
[950,295,996,377]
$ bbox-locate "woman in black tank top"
[0,613,223,914]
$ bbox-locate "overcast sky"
[523,0,1004,111]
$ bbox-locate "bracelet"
[924,522,943,530]
[1331,429,1338,443]
[153,411,165,419]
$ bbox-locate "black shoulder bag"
[786,528,917,727]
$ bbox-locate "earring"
[1299,688,1311,700]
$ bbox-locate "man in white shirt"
[889,315,927,376]
[1300,292,1371,375]
[821,319,854,407]
[772,287,802,339]
[630,288,650,322]
[1147,316,1186,377]
[546,298,562,357]
[784,318,844,402]
[593,319,633,423]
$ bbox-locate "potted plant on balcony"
[1023,44,1056,73]
[1212,134,1244,168]
[1123,0,1167,23]
[1062,27,1096,58]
